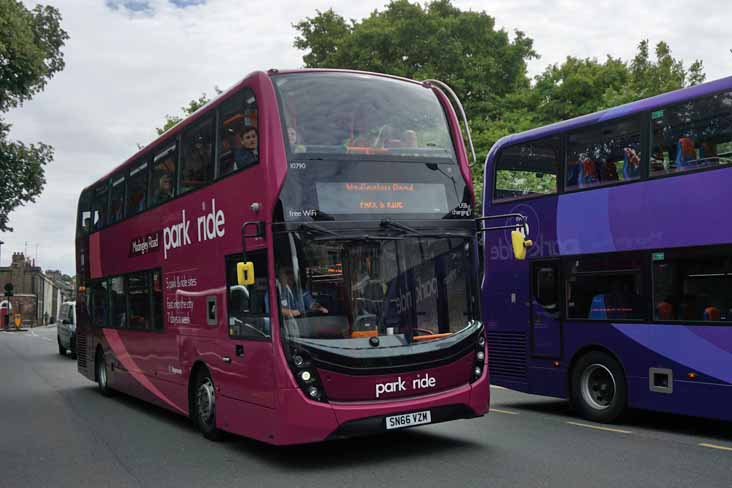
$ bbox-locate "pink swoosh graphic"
[103,329,185,414]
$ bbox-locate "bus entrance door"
[530,260,561,358]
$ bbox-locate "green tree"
[293,0,537,121]
[0,1,68,232]
[156,89,222,136]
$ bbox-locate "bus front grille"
[488,331,527,380]
[77,333,88,370]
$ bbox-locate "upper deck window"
[127,161,148,217]
[180,117,215,194]
[109,174,126,224]
[218,88,258,177]
[150,143,177,206]
[566,117,642,191]
[650,90,732,176]
[273,73,456,162]
[494,137,560,201]
[91,184,108,232]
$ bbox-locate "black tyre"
[571,351,627,423]
[58,336,66,356]
[193,369,224,441]
[69,334,77,359]
[96,351,113,397]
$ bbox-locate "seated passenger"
[152,171,174,204]
[655,300,674,321]
[603,159,619,181]
[704,306,721,321]
[233,126,258,169]
[623,146,641,180]
[578,158,599,188]
[675,137,697,169]
[700,142,719,164]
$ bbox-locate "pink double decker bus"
[75,69,488,444]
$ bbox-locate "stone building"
[0,253,67,327]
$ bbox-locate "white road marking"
[566,421,632,434]
[700,443,732,452]
[490,385,507,390]
[491,408,520,415]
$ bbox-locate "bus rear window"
[494,137,560,201]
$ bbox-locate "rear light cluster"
[290,351,328,402]
[472,332,486,382]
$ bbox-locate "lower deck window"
[565,254,645,320]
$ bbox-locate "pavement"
[1,326,731,488]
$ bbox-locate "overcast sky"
[3,0,730,275]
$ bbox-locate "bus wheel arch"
[568,347,627,423]
[188,361,225,441]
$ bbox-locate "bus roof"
[489,75,732,155]
[82,69,429,195]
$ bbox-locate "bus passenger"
[234,126,258,169]
[675,137,697,169]
[152,171,174,204]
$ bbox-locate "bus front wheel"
[96,352,113,397]
[571,351,627,423]
[193,369,224,441]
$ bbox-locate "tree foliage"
[0,1,68,232]
[156,88,222,135]
[293,1,706,207]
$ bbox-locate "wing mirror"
[236,261,255,286]
[511,230,533,261]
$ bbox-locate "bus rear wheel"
[96,351,113,397]
[571,351,626,423]
[193,369,224,441]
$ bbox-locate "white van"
[57,301,76,358]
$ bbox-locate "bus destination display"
[315,182,449,214]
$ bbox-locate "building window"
[180,117,215,194]
[566,117,642,191]
[653,247,732,322]
[650,90,732,176]
[218,88,259,178]
[565,253,645,320]
[494,137,560,201]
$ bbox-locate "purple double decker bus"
[482,76,732,423]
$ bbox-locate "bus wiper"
[313,234,403,242]
[379,219,424,236]
[298,223,338,237]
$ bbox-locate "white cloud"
[3,0,729,274]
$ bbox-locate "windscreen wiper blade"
[297,223,338,237]
[379,219,424,236]
[313,234,403,242]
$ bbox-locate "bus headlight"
[300,370,312,383]
[476,351,485,362]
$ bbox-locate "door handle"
[235,345,244,357]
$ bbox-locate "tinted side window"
[565,253,645,320]
[109,276,126,327]
[566,117,642,191]
[150,144,177,207]
[91,280,108,327]
[152,270,163,330]
[127,161,148,216]
[78,190,92,236]
[219,88,259,178]
[534,262,559,315]
[91,185,108,232]
[127,273,150,329]
[650,90,732,176]
[225,251,270,339]
[180,117,215,194]
[109,174,126,224]
[494,137,560,201]
[653,247,732,322]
